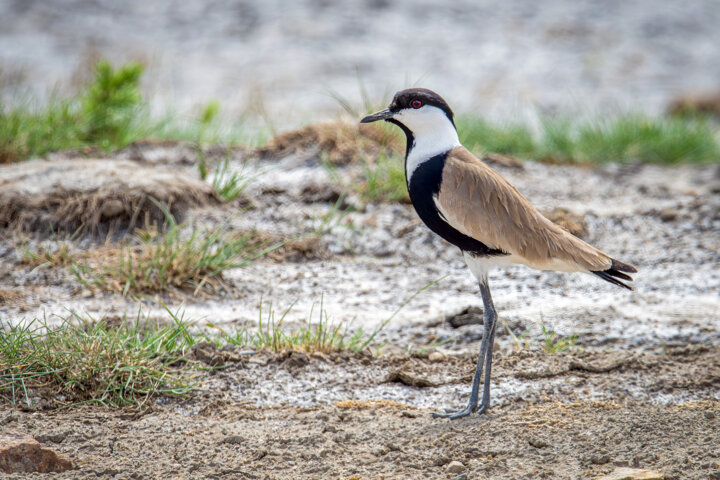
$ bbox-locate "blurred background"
[2,0,720,127]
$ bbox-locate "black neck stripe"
[386,118,415,158]
[407,152,507,257]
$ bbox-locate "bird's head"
[360,88,458,159]
[360,88,456,136]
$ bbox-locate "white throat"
[394,106,460,182]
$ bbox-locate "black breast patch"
[407,152,507,257]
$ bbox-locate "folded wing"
[436,146,613,273]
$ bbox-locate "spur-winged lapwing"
[361,88,637,419]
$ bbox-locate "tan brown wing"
[436,146,612,272]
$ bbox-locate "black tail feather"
[591,260,636,290]
[605,269,632,281]
[610,258,637,273]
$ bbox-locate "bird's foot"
[431,405,475,419]
[432,401,490,419]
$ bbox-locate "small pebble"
[446,460,465,474]
[428,351,446,363]
[0,412,19,425]
[528,437,549,448]
[659,207,678,222]
[220,435,244,445]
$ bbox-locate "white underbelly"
[463,251,584,282]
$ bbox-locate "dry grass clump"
[0,288,24,307]
[256,120,402,165]
[93,225,278,295]
[20,221,279,296]
[265,235,327,262]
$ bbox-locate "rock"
[0,412,19,426]
[191,342,245,366]
[283,351,310,369]
[299,184,342,204]
[220,435,245,445]
[445,306,483,328]
[659,207,678,222]
[446,460,466,474]
[707,180,720,194]
[384,370,438,388]
[400,410,419,418]
[528,437,549,448]
[0,431,73,473]
[100,199,125,219]
[35,430,71,444]
[428,351,446,363]
[595,467,664,480]
[191,341,225,366]
[588,454,611,465]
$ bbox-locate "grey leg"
[433,281,497,419]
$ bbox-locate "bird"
[360,88,637,419]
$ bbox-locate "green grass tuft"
[79,60,146,149]
[457,113,720,164]
[0,311,197,408]
[355,152,409,203]
[209,157,258,202]
[539,321,579,354]
[220,297,375,354]
[324,152,408,205]
[0,61,148,162]
[459,116,536,156]
[504,318,579,354]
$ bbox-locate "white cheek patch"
[396,106,460,182]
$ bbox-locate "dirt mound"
[256,121,402,165]
[0,158,217,238]
[667,89,720,117]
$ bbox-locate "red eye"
[411,99,423,109]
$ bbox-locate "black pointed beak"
[360,108,393,123]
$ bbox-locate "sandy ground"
[1,347,719,479]
[1,139,719,478]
